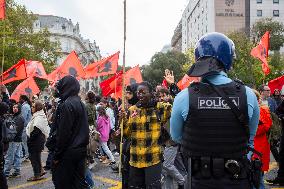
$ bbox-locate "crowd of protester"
[0,69,283,189]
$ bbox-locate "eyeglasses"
[263,89,270,92]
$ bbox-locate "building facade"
[34,15,102,92]
[171,20,182,52]
[180,0,284,52]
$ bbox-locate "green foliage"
[0,0,61,91]
[141,51,188,86]
[228,31,284,88]
[251,18,284,51]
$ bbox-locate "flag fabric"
[99,65,143,98]
[124,65,143,86]
[162,79,168,88]
[177,74,199,90]
[0,0,5,20]
[251,31,270,75]
[268,75,284,94]
[26,60,48,79]
[47,51,85,82]
[0,59,27,85]
[84,51,119,78]
[10,77,40,102]
[100,71,123,97]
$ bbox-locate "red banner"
[0,59,27,85]
[84,51,119,78]
[177,74,199,90]
[26,60,48,79]
[0,0,5,20]
[268,75,284,94]
[48,51,85,82]
[251,31,270,75]
[10,77,40,102]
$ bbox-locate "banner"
[0,59,27,84]
[10,77,40,102]
[251,31,270,75]
[84,51,119,78]
[48,51,85,82]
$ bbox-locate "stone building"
[180,0,284,52]
[33,15,102,92]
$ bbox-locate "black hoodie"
[13,104,25,142]
[53,76,89,161]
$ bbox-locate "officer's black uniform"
[182,81,251,189]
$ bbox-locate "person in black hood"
[0,102,9,189]
[4,103,24,178]
[52,75,89,189]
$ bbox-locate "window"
[257,10,262,17]
[273,10,279,17]
[256,0,262,3]
[273,0,279,4]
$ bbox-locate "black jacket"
[53,76,89,161]
[13,105,25,142]
[27,127,45,153]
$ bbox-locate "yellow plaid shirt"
[123,102,172,168]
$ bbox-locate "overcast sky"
[15,0,188,67]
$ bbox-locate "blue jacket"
[21,102,32,127]
[170,72,260,150]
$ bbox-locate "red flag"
[177,74,199,90]
[125,65,143,86]
[48,51,85,82]
[0,59,27,85]
[251,31,270,75]
[10,77,40,102]
[162,79,168,88]
[84,51,119,78]
[26,60,48,79]
[100,71,123,97]
[268,75,284,94]
[0,0,5,20]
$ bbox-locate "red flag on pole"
[100,71,123,97]
[84,51,119,78]
[124,65,143,86]
[99,66,143,98]
[268,75,284,93]
[177,74,199,90]
[26,60,48,79]
[47,51,85,82]
[10,77,40,102]
[251,31,270,75]
[0,59,27,85]
[0,0,5,20]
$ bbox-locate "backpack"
[2,116,17,142]
[268,112,282,144]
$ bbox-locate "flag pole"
[119,0,126,177]
[1,19,5,83]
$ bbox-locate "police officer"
[170,32,260,189]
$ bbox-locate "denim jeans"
[85,168,94,188]
[21,131,29,158]
[4,142,22,175]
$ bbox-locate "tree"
[0,0,61,91]
[227,32,260,87]
[227,31,284,88]
[141,51,188,86]
[251,18,284,51]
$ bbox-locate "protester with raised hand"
[123,81,171,188]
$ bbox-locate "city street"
[7,151,122,189]
[5,151,283,189]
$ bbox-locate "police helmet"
[188,32,236,77]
